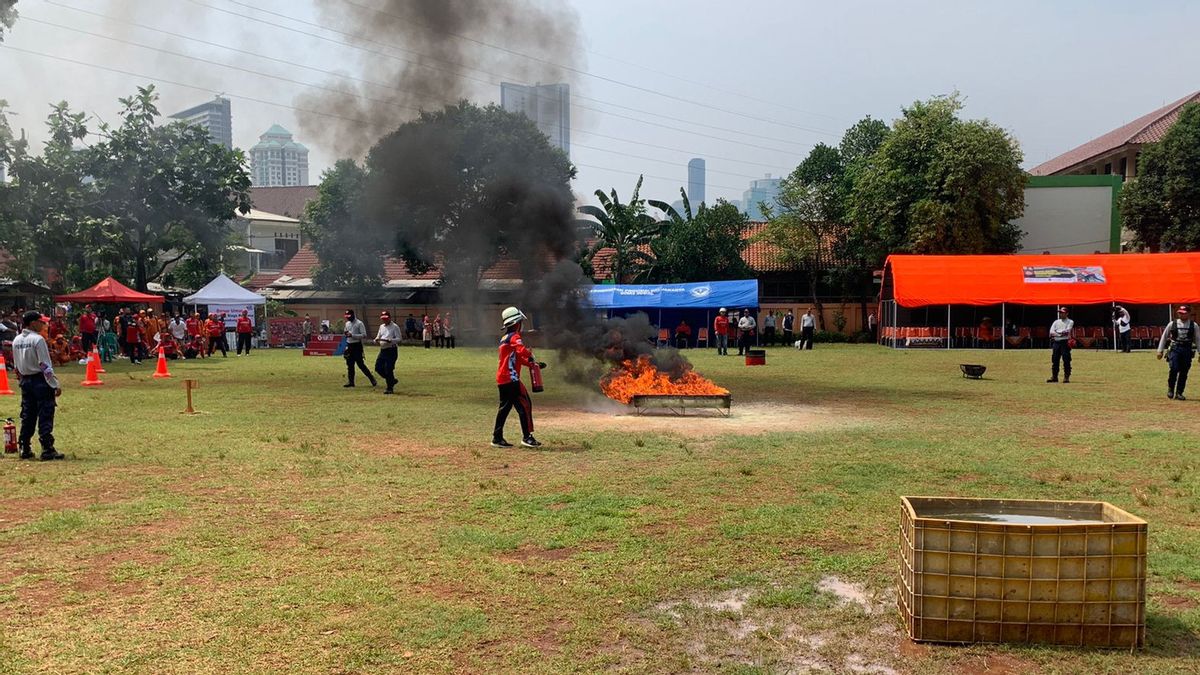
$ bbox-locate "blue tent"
[587,280,758,309]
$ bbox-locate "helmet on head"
[718,307,727,314]
[501,306,526,328]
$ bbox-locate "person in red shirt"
[48,315,67,341]
[713,308,730,356]
[206,314,227,357]
[77,304,98,354]
[235,310,254,356]
[492,306,546,449]
[124,316,144,364]
[185,312,204,358]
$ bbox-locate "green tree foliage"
[578,175,660,283]
[0,1,17,41]
[86,86,252,291]
[645,190,751,283]
[302,159,387,305]
[1120,103,1200,252]
[848,94,1025,266]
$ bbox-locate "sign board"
[1022,266,1107,285]
[587,279,759,309]
[208,304,257,328]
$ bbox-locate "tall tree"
[1121,103,1200,252]
[0,1,16,41]
[303,159,388,314]
[646,190,751,283]
[848,94,1025,266]
[579,176,660,283]
[86,85,251,290]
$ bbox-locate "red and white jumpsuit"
[494,330,535,441]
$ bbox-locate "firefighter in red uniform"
[492,306,547,448]
[235,310,254,355]
[206,314,227,357]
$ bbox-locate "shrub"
[813,330,849,343]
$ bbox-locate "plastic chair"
[656,329,670,348]
[696,327,709,348]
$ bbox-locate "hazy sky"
[3,0,1199,207]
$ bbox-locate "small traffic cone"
[92,348,106,373]
[81,352,104,387]
[152,348,172,379]
[0,356,13,395]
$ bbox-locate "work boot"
[39,449,65,461]
[1046,377,1058,383]
[521,436,542,448]
[491,438,513,448]
[1178,394,1188,401]
[1063,377,1070,384]
[1168,391,1176,399]
[343,383,355,388]
[18,446,33,460]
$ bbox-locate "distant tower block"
[688,158,706,206]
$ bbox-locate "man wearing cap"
[342,309,376,388]
[1047,306,1074,383]
[373,311,401,394]
[713,308,730,356]
[493,306,546,448]
[1157,305,1199,400]
[736,309,756,356]
[12,311,65,460]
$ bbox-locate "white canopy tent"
[183,274,267,306]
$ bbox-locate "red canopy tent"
[54,276,164,304]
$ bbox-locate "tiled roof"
[248,186,319,219]
[244,272,283,291]
[1031,91,1200,176]
[269,244,536,286]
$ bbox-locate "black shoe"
[383,389,394,395]
[1063,377,1070,383]
[491,439,513,448]
[1046,378,1058,383]
[18,448,33,460]
[39,450,65,461]
[1178,394,1187,401]
[521,436,542,448]
[343,383,355,388]
[370,379,378,388]
[1168,391,1176,399]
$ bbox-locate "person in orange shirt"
[206,314,227,357]
[713,308,730,356]
[185,312,204,358]
[235,310,254,355]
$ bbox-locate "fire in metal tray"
[600,355,728,405]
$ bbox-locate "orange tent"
[882,253,1200,307]
[54,276,164,304]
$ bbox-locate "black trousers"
[446,335,455,349]
[374,347,397,390]
[494,381,532,441]
[344,342,374,385]
[801,326,814,350]
[81,331,97,353]
[1168,346,1193,395]
[19,375,55,452]
[737,331,751,355]
[236,332,252,354]
[1051,340,1072,379]
[1119,331,1131,353]
[764,327,776,346]
[783,329,794,346]
[208,336,227,357]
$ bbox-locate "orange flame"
[600,355,728,404]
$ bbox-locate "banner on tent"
[1021,266,1107,285]
[209,304,257,328]
[586,279,758,309]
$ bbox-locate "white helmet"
[719,307,727,314]
[501,306,527,327]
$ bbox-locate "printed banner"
[587,279,759,309]
[208,303,258,328]
[1022,266,1107,284]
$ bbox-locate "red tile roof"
[244,272,284,291]
[1031,91,1200,176]
[248,186,319,219]
[270,244,537,285]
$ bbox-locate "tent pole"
[1002,303,1006,351]
[1113,301,1117,353]
[947,304,951,350]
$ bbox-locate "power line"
[27,5,796,172]
[229,0,841,138]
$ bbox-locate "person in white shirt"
[762,311,777,346]
[1047,306,1074,383]
[12,311,64,460]
[736,309,756,355]
[342,309,377,388]
[799,308,816,350]
[1113,305,1132,353]
[1157,305,1199,400]
[373,311,402,394]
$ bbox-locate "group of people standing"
[709,307,817,355]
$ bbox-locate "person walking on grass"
[713,308,730,356]
[206,314,227,358]
[301,314,314,348]
[1047,306,1074,383]
[13,311,64,461]
[235,310,254,355]
[799,308,816,350]
[737,309,756,356]
[374,311,401,394]
[342,309,376,388]
[1157,305,1199,401]
[492,306,546,449]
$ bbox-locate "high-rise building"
[168,96,233,149]
[687,158,706,206]
[742,174,783,221]
[249,125,310,187]
[500,82,570,157]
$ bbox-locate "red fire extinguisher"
[3,418,16,454]
[529,361,545,393]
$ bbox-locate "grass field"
[0,343,1198,674]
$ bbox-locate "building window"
[1103,162,1112,174]
[1119,157,1127,178]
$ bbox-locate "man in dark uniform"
[1047,306,1074,383]
[1157,305,1199,400]
[12,311,65,460]
[342,309,376,388]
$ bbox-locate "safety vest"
[1169,320,1196,350]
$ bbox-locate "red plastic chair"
[696,327,709,348]
[656,329,670,348]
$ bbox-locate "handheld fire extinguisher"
[3,418,16,454]
[529,360,546,393]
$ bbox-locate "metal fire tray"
[631,394,731,417]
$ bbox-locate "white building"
[500,82,570,157]
[230,209,303,275]
[249,125,310,187]
[168,97,233,149]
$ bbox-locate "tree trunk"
[809,272,826,331]
[135,249,148,292]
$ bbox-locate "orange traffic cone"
[81,352,104,386]
[0,356,13,395]
[152,348,172,379]
[92,348,106,374]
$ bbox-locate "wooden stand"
[182,379,199,414]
